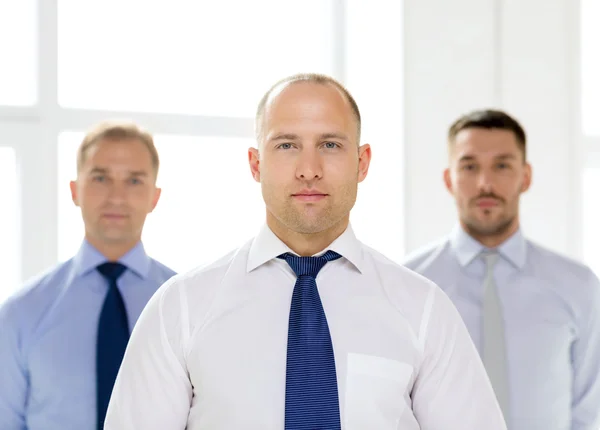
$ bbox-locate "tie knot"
[96,262,127,282]
[481,251,499,269]
[278,250,342,278]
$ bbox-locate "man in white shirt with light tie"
[104,74,506,429]
[404,109,600,430]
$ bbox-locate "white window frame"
[572,0,600,264]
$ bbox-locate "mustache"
[470,193,504,204]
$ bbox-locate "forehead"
[263,82,356,138]
[452,128,522,159]
[82,138,153,169]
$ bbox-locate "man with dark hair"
[404,108,600,430]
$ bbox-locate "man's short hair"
[448,109,527,159]
[77,120,160,177]
[255,73,361,143]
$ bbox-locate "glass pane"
[582,167,600,277]
[0,147,20,304]
[581,0,600,136]
[0,0,36,105]
[57,0,336,117]
[58,132,263,273]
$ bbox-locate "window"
[582,167,600,277]
[57,0,336,117]
[581,0,600,136]
[58,132,263,273]
[0,0,37,106]
[8,2,406,283]
[0,147,20,303]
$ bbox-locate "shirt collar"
[72,239,152,279]
[449,224,526,269]
[247,223,365,274]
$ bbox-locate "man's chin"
[98,232,135,244]
[291,223,328,235]
[466,218,513,237]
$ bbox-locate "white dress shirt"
[105,224,506,430]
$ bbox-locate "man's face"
[249,82,371,235]
[444,127,531,238]
[70,138,161,247]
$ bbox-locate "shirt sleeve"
[411,284,507,430]
[571,269,600,430]
[104,278,193,430]
[0,300,29,430]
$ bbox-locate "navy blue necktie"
[278,250,342,430]
[96,262,128,430]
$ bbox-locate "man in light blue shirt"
[0,121,176,430]
[404,109,600,430]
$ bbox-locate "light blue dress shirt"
[0,240,176,430]
[404,226,600,430]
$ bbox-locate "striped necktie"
[278,250,342,430]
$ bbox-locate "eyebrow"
[269,133,300,142]
[268,132,350,142]
[89,167,108,175]
[319,132,349,141]
[458,153,517,162]
[89,167,149,176]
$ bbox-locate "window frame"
[0,0,353,283]
[573,0,600,268]
[0,141,22,301]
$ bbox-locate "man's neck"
[85,235,139,262]
[463,219,520,249]
[267,215,349,257]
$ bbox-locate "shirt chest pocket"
[344,353,414,430]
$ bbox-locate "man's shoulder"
[402,237,450,272]
[157,239,251,296]
[361,243,441,295]
[0,259,75,325]
[528,240,598,284]
[525,240,600,325]
[360,243,454,334]
[147,258,178,283]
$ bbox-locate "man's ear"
[443,168,453,194]
[70,180,80,206]
[357,144,371,183]
[248,147,261,182]
[521,162,532,193]
[150,187,162,212]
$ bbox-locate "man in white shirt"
[404,109,600,430]
[104,74,506,430]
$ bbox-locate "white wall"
[402,0,581,259]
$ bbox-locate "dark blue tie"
[96,262,128,430]
[278,250,342,430]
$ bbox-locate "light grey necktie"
[482,252,510,421]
